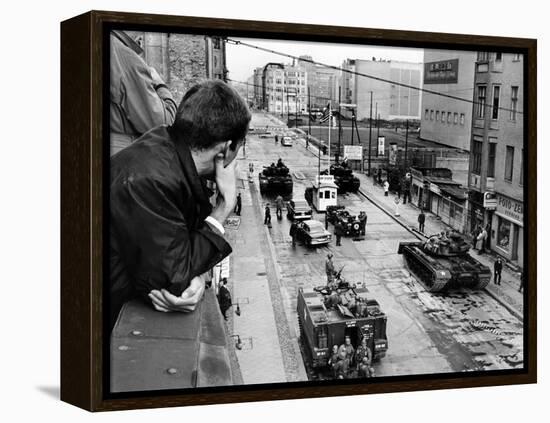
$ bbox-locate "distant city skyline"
[226,37,425,83]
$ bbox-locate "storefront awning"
[439,184,468,201]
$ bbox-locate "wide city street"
[224,111,524,384]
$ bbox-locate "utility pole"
[308,87,311,144]
[368,91,373,176]
[374,102,380,157]
[295,91,298,129]
[337,86,342,164]
[404,119,409,174]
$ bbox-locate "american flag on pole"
[319,102,332,124]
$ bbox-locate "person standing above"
[110,80,250,331]
[234,192,242,216]
[110,30,177,156]
[275,195,284,220]
[383,180,390,196]
[494,257,503,285]
[418,210,426,233]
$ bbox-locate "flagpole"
[328,103,331,173]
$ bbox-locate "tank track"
[402,249,449,292]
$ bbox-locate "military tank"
[297,277,388,371]
[321,163,360,193]
[398,232,491,292]
[258,161,293,195]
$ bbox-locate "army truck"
[398,232,492,292]
[258,161,293,195]
[297,284,388,370]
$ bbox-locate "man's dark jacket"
[110,125,232,328]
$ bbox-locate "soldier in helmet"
[325,253,336,286]
[338,336,356,367]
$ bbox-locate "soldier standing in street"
[289,220,298,247]
[338,336,356,368]
[275,194,284,220]
[334,220,343,246]
[358,211,367,236]
[264,204,272,226]
[494,257,503,285]
[383,180,390,196]
[326,253,336,285]
[418,210,426,233]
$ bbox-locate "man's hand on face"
[210,152,238,224]
[148,275,206,312]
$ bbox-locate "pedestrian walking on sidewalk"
[218,278,232,320]
[275,134,279,144]
[234,192,242,216]
[477,227,488,254]
[396,180,402,199]
[494,257,503,285]
[472,226,481,250]
[264,204,272,226]
[418,211,426,233]
[383,180,389,196]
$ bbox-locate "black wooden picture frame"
[60,10,536,411]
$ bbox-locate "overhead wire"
[226,38,523,115]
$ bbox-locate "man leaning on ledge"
[109,80,251,331]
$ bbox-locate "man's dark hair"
[169,80,251,150]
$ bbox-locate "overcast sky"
[226,37,425,83]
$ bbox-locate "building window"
[513,53,521,61]
[487,142,497,178]
[436,111,440,121]
[492,85,500,119]
[430,110,434,120]
[477,51,489,61]
[520,148,524,186]
[510,86,519,121]
[441,112,446,122]
[495,52,502,62]
[497,217,511,251]
[460,113,465,125]
[447,113,452,124]
[472,140,483,175]
[454,112,458,124]
[425,109,429,120]
[476,85,487,118]
[505,146,515,182]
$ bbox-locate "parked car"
[287,199,313,220]
[295,220,332,247]
[259,132,273,139]
[281,136,293,146]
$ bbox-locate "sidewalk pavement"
[295,136,524,320]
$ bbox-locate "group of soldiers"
[327,336,374,379]
[423,230,466,255]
